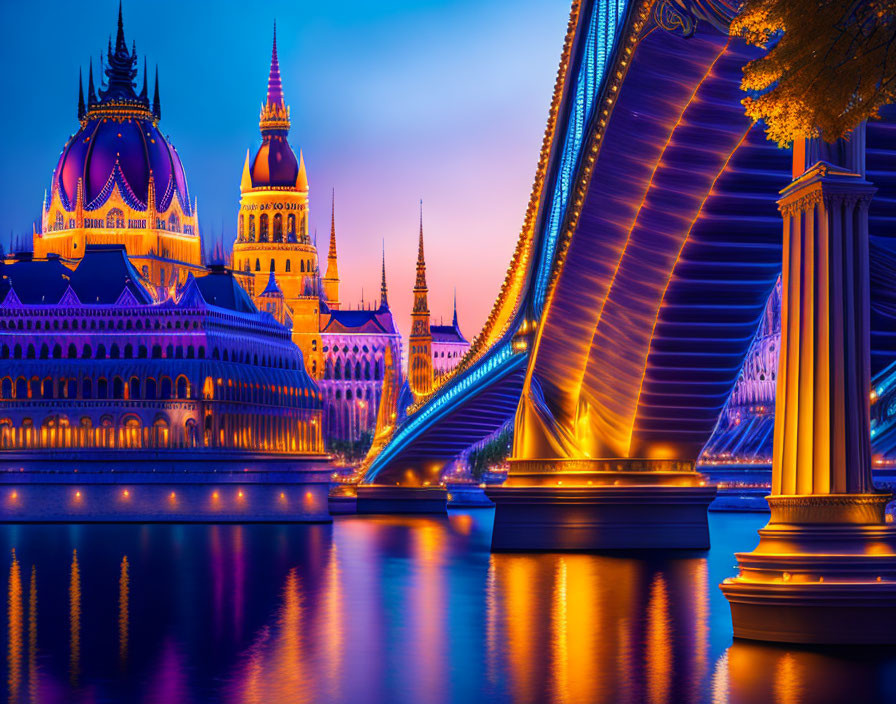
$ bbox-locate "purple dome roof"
[251,135,299,188]
[51,6,192,215]
[249,25,300,189]
[54,116,191,214]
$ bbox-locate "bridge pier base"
[486,459,716,551]
[355,485,448,514]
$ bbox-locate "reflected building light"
[646,573,671,704]
[7,550,23,704]
[774,652,803,704]
[551,558,569,704]
[69,550,80,687]
[711,652,729,704]
[28,565,38,704]
[119,556,129,667]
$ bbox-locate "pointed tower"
[321,190,340,309]
[77,69,86,121]
[409,201,433,399]
[231,24,320,378]
[379,242,389,309]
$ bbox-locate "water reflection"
[1,514,895,703]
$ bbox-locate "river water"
[3,512,896,703]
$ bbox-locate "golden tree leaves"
[731,0,896,144]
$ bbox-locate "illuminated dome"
[50,6,192,215]
[248,27,306,190]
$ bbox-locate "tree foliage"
[467,427,513,480]
[731,0,896,144]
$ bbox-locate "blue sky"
[0,0,570,340]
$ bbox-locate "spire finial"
[152,65,161,119]
[87,59,96,105]
[328,188,337,260]
[266,21,284,108]
[452,287,458,327]
[77,68,86,120]
[417,199,425,265]
[140,57,148,100]
[380,240,389,308]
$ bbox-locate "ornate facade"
[408,205,433,399]
[230,31,402,445]
[431,296,469,377]
[34,7,203,287]
[0,245,323,454]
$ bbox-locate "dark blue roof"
[0,254,71,304]
[69,245,153,304]
[0,246,152,305]
[193,267,258,314]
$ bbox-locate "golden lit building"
[408,204,434,399]
[230,29,402,445]
[34,7,203,287]
[231,28,322,377]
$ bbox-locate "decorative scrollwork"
[654,0,740,37]
[654,0,696,37]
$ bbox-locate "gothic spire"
[139,57,148,100]
[380,241,389,308]
[452,287,458,327]
[77,68,85,120]
[115,1,126,54]
[267,21,284,108]
[87,59,96,105]
[328,189,338,261]
[259,23,290,134]
[415,199,427,289]
[152,65,161,119]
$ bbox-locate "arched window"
[82,378,92,399]
[129,377,141,400]
[0,345,7,359]
[124,344,133,359]
[335,359,342,380]
[67,343,77,358]
[41,378,53,400]
[113,377,125,399]
[255,258,261,272]
[286,260,291,272]
[287,214,296,237]
[269,258,275,273]
[13,344,21,359]
[95,344,106,359]
[138,345,147,358]
[52,344,61,359]
[273,213,283,241]
[39,344,49,359]
[259,213,269,241]
[97,378,108,399]
[160,377,172,399]
[15,378,26,399]
[110,344,120,359]
[0,379,10,398]
[168,213,180,233]
[152,344,162,358]
[106,208,124,228]
[249,214,256,239]
[300,260,305,273]
[176,376,189,399]
[54,211,64,231]
[238,215,245,241]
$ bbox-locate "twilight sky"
[0,0,570,343]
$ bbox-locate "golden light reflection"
[69,550,80,687]
[28,566,37,704]
[646,573,671,704]
[119,556,129,666]
[773,652,803,704]
[8,550,22,704]
[551,558,569,704]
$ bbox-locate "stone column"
[721,141,896,644]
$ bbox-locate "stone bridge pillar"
[721,135,896,643]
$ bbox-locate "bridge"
[364,0,785,485]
